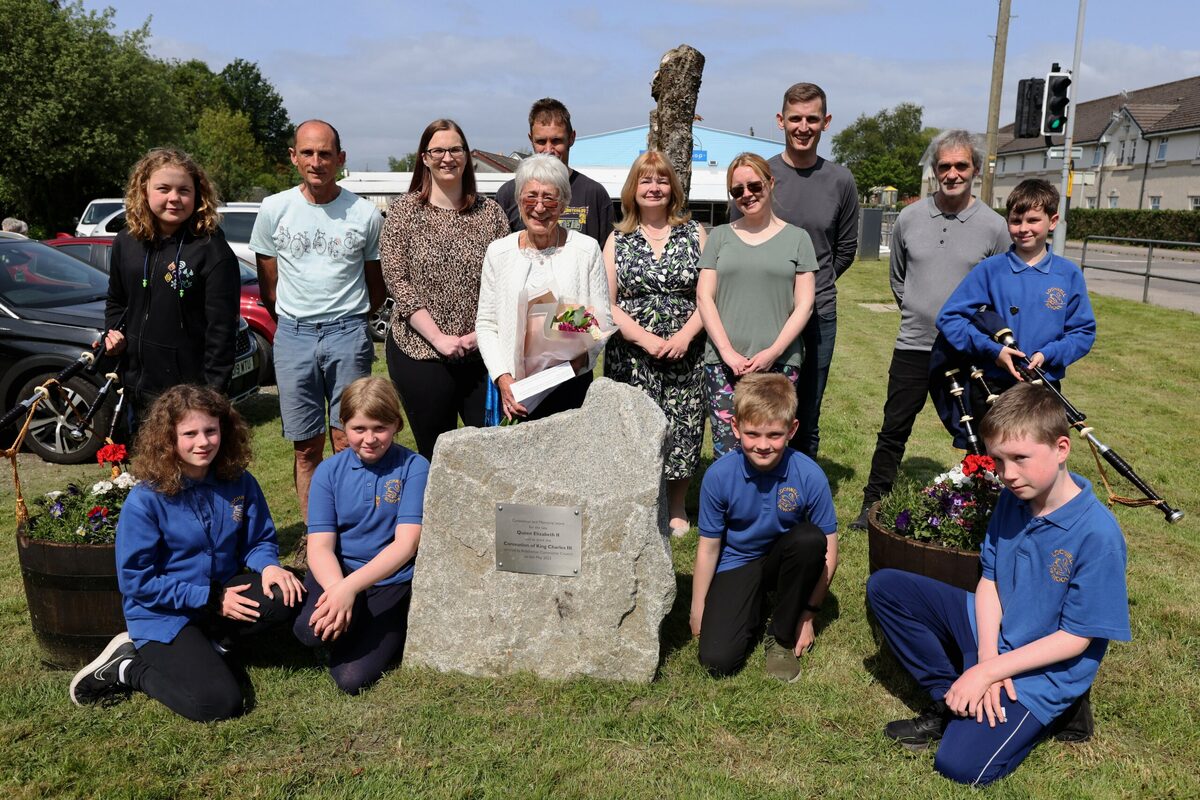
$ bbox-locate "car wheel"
[369,298,393,342]
[253,332,274,386]
[17,373,113,465]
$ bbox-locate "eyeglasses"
[425,146,466,159]
[936,161,972,174]
[520,195,560,211]
[729,181,765,200]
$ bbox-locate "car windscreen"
[81,202,124,224]
[0,241,109,309]
[219,211,258,244]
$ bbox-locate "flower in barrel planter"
[879,454,1002,552]
[25,444,138,545]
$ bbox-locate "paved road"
[1065,241,1200,314]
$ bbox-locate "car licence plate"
[231,356,255,379]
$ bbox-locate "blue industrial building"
[569,124,785,170]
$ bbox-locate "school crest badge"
[230,495,245,523]
[778,486,799,513]
[383,479,402,504]
[1049,548,1074,583]
[1045,287,1066,311]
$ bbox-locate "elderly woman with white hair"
[476,154,613,420]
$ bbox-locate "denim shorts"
[273,314,374,440]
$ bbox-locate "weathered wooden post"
[648,45,705,201]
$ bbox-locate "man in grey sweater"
[850,129,1010,529]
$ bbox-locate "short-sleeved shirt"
[379,192,510,361]
[249,186,383,323]
[306,444,429,586]
[698,448,837,573]
[969,473,1131,725]
[698,223,817,368]
[889,196,1010,351]
[733,155,860,318]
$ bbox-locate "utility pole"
[981,0,1012,209]
[1052,0,1087,255]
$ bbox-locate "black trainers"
[849,504,872,531]
[1051,689,1094,743]
[884,703,951,751]
[69,632,135,707]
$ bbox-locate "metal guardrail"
[1079,235,1200,304]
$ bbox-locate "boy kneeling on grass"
[867,382,1131,786]
[691,373,838,682]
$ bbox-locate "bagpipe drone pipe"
[929,306,1183,524]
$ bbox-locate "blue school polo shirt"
[698,449,837,573]
[936,246,1095,383]
[968,473,1131,725]
[306,444,429,586]
[116,471,281,646]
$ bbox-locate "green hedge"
[1066,209,1200,247]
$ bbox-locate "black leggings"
[292,571,412,695]
[385,336,487,460]
[697,523,828,677]
[125,572,296,722]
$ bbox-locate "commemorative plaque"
[495,503,582,577]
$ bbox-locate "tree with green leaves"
[0,0,182,232]
[831,103,937,201]
[388,153,419,172]
[186,108,269,202]
[219,58,294,163]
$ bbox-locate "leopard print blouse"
[380,192,510,361]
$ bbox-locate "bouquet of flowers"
[552,305,603,339]
[24,443,139,545]
[503,290,614,415]
[878,454,1002,551]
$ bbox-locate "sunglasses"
[729,181,765,200]
[520,195,560,211]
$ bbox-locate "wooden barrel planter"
[866,502,981,592]
[16,525,125,669]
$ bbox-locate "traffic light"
[1041,71,1072,136]
[1015,78,1045,138]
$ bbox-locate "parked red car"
[45,237,276,384]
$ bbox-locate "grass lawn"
[1,258,1197,799]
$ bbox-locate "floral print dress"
[604,221,706,479]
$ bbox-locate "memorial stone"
[406,378,677,683]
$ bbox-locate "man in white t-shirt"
[250,119,386,521]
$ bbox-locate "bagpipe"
[1,321,126,451]
[930,306,1183,524]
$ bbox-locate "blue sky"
[86,0,1200,170]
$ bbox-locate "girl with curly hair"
[104,148,241,431]
[69,385,305,722]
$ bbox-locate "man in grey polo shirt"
[850,129,1010,529]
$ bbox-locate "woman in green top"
[696,153,818,456]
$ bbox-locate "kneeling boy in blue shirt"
[867,382,1130,786]
[691,373,838,682]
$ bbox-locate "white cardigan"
[475,230,613,381]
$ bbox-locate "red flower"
[96,444,127,465]
[961,454,995,478]
[87,505,109,520]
